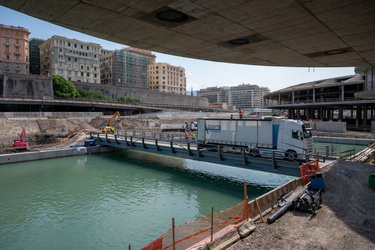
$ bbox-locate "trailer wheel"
[286,150,297,161]
[250,149,260,157]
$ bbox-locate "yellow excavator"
[100,111,121,133]
[56,126,85,143]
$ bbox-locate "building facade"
[29,38,45,75]
[228,84,269,109]
[101,47,155,88]
[197,86,228,104]
[148,62,186,95]
[264,75,375,129]
[39,35,101,83]
[0,24,30,74]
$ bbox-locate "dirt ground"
[228,160,375,250]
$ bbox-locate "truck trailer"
[197,118,313,160]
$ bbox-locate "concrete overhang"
[355,90,375,99]
[1,0,374,67]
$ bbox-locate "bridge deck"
[91,132,312,177]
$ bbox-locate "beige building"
[0,24,30,74]
[148,62,186,95]
[39,35,101,83]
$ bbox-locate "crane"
[100,111,121,133]
[56,126,85,143]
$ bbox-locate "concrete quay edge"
[0,146,117,165]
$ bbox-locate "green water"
[0,150,293,249]
[314,142,367,157]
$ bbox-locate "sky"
[0,6,355,92]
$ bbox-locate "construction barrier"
[247,178,302,220]
[299,159,321,185]
[141,200,249,250]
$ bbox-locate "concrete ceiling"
[1,0,374,67]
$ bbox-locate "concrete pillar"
[313,88,315,103]
[292,91,295,104]
[338,107,343,121]
[319,107,323,120]
[296,109,301,119]
[356,106,361,128]
[341,85,345,101]
[363,105,368,128]
[306,108,310,120]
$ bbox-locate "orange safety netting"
[300,159,321,185]
[141,200,249,250]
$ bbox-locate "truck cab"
[277,119,313,159]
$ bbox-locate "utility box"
[310,173,325,190]
[84,140,97,146]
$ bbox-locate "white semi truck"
[197,117,313,160]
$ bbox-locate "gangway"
[90,132,314,177]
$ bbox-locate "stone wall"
[74,82,208,107]
[0,74,53,98]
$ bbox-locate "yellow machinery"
[100,111,121,133]
[56,126,85,143]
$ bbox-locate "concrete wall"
[74,82,209,107]
[313,121,347,132]
[0,74,53,98]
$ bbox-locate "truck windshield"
[302,125,312,138]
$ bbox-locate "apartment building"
[148,62,186,95]
[39,35,101,83]
[0,24,30,74]
[197,86,228,104]
[228,84,268,109]
[100,47,155,88]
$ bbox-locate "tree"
[115,96,141,103]
[77,88,107,100]
[52,75,78,98]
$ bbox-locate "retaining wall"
[74,82,208,107]
[0,74,53,98]
[313,121,346,132]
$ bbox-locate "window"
[5,38,9,43]
[292,130,300,140]
[16,56,20,60]
[87,66,90,70]
[68,42,71,47]
[87,73,90,77]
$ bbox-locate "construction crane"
[12,128,29,148]
[100,111,121,133]
[56,126,85,143]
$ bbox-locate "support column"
[338,107,343,121]
[356,106,361,128]
[363,105,368,129]
[296,109,301,119]
[319,107,323,120]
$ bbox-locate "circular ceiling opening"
[227,38,250,45]
[325,49,346,55]
[156,10,188,22]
